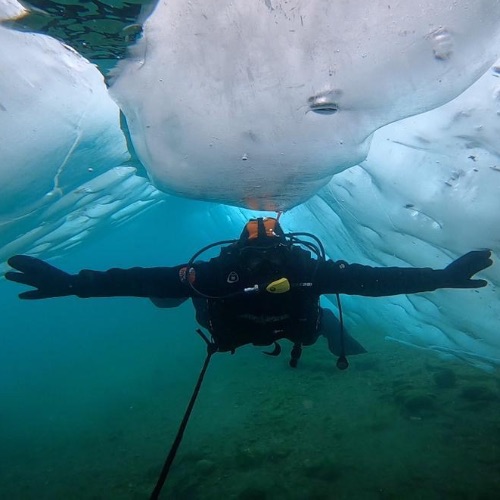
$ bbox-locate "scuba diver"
[4,215,494,498]
[5,216,493,368]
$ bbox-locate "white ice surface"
[287,63,500,368]
[0,9,165,267]
[110,0,500,210]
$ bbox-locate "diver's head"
[238,217,286,248]
[236,217,288,274]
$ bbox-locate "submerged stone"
[238,486,269,500]
[403,394,436,413]
[303,457,341,481]
[460,385,498,402]
[393,386,437,417]
[432,368,457,389]
[195,459,216,474]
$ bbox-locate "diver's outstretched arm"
[5,255,191,300]
[316,250,493,297]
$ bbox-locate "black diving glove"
[441,250,493,288]
[5,255,77,299]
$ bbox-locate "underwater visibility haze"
[1,0,500,498]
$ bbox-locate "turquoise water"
[2,1,500,497]
[1,205,499,499]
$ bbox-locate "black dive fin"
[325,331,367,357]
[263,342,282,356]
[320,308,367,357]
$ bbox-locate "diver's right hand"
[5,255,76,299]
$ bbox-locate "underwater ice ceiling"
[110,0,500,209]
[1,0,500,367]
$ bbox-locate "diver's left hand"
[443,250,493,288]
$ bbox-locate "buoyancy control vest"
[188,218,325,352]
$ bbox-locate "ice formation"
[298,63,500,368]
[0,2,165,270]
[0,0,499,367]
[110,0,500,209]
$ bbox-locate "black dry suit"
[5,217,492,364]
[190,240,323,353]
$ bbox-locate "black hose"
[150,339,216,499]
[335,293,349,370]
